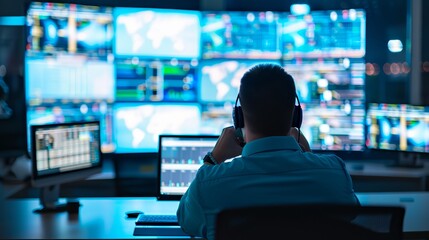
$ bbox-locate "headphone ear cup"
[233,106,245,128]
[292,105,303,129]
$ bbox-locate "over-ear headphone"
[232,94,303,145]
[291,96,303,129]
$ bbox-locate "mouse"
[125,210,144,218]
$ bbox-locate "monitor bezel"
[30,120,103,188]
[157,134,219,200]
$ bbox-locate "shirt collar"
[242,136,301,157]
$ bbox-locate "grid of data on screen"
[160,137,217,195]
[366,104,429,153]
[34,124,100,176]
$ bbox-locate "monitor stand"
[387,152,424,169]
[33,184,81,214]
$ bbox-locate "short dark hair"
[239,63,296,136]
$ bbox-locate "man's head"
[239,63,296,137]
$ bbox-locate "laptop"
[157,134,219,200]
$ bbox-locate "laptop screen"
[158,135,218,200]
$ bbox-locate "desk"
[347,162,429,191]
[0,197,180,239]
[1,193,428,239]
[357,192,429,239]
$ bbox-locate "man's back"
[177,136,359,240]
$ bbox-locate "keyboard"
[135,214,179,226]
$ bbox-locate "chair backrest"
[216,205,405,240]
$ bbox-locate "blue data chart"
[201,11,281,59]
[300,103,365,151]
[159,136,218,195]
[26,2,113,56]
[25,58,115,105]
[113,103,202,153]
[114,8,201,59]
[115,59,198,102]
[366,104,429,153]
[284,59,365,104]
[284,59,365,150]
[25,2,115,106]
[281,9,365,59]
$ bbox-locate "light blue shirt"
[177,136,360,240]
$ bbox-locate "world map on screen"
[114,104,201,152]
[115,9,201,58]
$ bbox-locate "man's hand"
[288,127,311,152]
[211,126,243,164]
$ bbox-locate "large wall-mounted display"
[25,2,366,153]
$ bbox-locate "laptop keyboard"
[135,214,179,226]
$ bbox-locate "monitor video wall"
[25,2,366,153]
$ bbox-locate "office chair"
[216,204,405,240]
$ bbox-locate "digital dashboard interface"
[32,121,101,177]
[285,59,365,151]
[159,135,218,196]
[366,103,429,153]
[26,2,113,55]
[26,2,114,152]
[201,11,281,59]
[115,58,198,102]
[281,9,365,59]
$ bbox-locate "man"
[177,63,360,240]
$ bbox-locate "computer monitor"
[280,9,366,151]
[281,9,366,59]
[284,59,366,151]
[366,103,429,167]
[25,1,115,101]
[158,135,218,200]
[25,59,115,102]
[25,2,115,153]
[197,9,366,151]
[27,103,114,153]
[115,58,198,102]
[366,103,429,152]
[25,2,113,55]
[201,11,282,59]
[114,7,201,59]
[30,121,102,212]
[113,103,202,153]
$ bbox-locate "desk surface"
[0,197,180,239]
[1,192,429,239]
[346,162,429,178]
[357,192,429,235]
